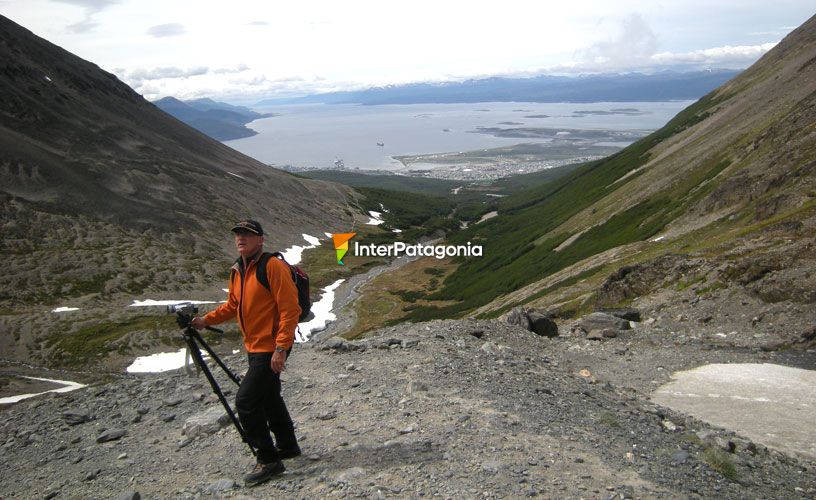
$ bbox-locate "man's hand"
[190,316,208,331]
[271,349,287,373]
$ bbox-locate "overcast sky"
[2,1,813,102]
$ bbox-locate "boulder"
[527,312,559,337]
[577,312,631,332]
[600,308,641,322]
[505,307,531,330]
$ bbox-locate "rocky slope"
[0,14,358,367]
[1,318,814,499]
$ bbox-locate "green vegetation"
[400,91,731,321]
[598,411,620,428]
[47,314,178,367]
[703,447,739,481]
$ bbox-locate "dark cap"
[231,219,263,236]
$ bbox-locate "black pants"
[235,351,297,463]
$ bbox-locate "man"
[191,219,301,487]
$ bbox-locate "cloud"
[579,13,658,68]
[212,64,251,74]
[118,66,209,86]
[52,0,120,33]
[66,16,98,33]
[651,43,777,66]
[146,23,186,38]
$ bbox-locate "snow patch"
[366,211,384,226]
[128,299,219,307]
[281,233,321,265]
[127,349,209,373]
[0,376,86,404]
[296,279,344,343]
[52,307,79,313]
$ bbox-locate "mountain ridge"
[153,96,274,141]
[256,70,741,106]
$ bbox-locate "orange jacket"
[204,251,301,352]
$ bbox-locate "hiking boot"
[244,460,285,487]
[277,444,302,459]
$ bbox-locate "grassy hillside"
[400,93,727,320]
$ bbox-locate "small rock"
[586,329,605,341]
[63,409,91,426]
[162,414,176,423]
[114,491,141,500]
[84,469,101,481]
[401,338,420,348]
[399,426,415,434]
[482,460,505,473]
[716,437,736,453]
[601,328,619,338]
[480,341,502,356]
[205,479,238,493]
[136,406,150,415]
[323,337,348,351]
[183,407,230,437]
[316,411,337,421]
[644,318,657,325]
[163,397,183,407]
[96,429,126,443]
[671,450,690,464]
[336,467,366,483]
[407,380,428,394]
[662,420,677,432]
[117,453,128,460]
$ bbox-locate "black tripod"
[172,306,256,457]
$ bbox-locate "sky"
[2,0,813,103]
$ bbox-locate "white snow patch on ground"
[227,171,246,180]
[653,363,816,459]
[281,233,321,265]
[127,349,210,373]
[366,211,384,226]
[0,376,87,404]
[128,299,219,307]
[52,307,79,313]
[296,279,344,343]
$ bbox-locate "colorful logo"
[332,233,356,265]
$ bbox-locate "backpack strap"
[254,252,274,292]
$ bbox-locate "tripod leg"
[191,330,242,386]
[184,330,256,457]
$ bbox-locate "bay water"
[226,101,694,170]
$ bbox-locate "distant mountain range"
[153,97,274,140]
[256,70,741,106]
